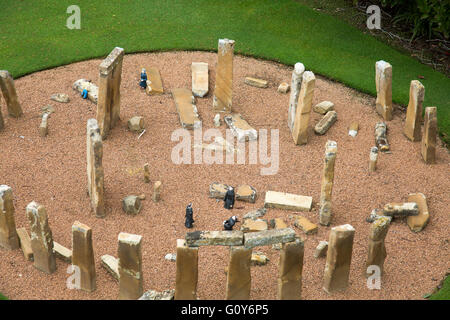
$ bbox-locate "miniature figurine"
[223,215,238,230]
[223,186,235,209]
[185,203,194,228]
[81,88,88,99]
[139,68,147,89]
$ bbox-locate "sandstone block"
[213,39,234,112]
[53,241,72,263]
[244,77,268,88]
[39,113,49,137]
[72,79,99,103]
[186,230,244,247]
[278,82,290,94]
[241,219,268,233]
[375,122,390,152]
[50,93,70,103]
[0,70,23,117]
[319,140,337,226]
[288,63,305,130]
[383,202,419,217]
[251,251,269,266]
[243,208,267,220]
[235,184,257,203]
[264,190,312,212]
[101,254,119,281]
[244,228,296,249]
[314,110,337,135]
[421,107,437,164]
[224,113,257,142]
[16,227,33,261]
[404,80,425,141]
[294,216,318,235]
[153,181,161,202]
[172,88,201,130]
[278,238,304,300]
[175,239,198,300]
[122,196,142,215]
[314,241,328,258]
[72,221,96,292]
[127,116,144,132]
[0,185,20,250]
[348,122,359,137]
[313,101,334,115]
[375,60,393,121]
[225,246,252,300]
[191,62,209,97]
[292,71,315,145]
[118,232,143,300]
[407,193,429,232]
[140,289,175,300]
[145,67,164,95]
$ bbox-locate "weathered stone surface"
[314,111,337,135]
[273,218,287,229]
[50,93,70,103]
[209,182,229,199]
[404,80,425,141]
[375,60,393,121]
[278,238,304,300]
[118,232,143,300]
[26,201,56,274]
[145,67,164,95]
[122,196,142,215]
[39,113,49,137]
[251,251,269,266]
[348,122,359,137]
[0,70,23,118]
[143,163,150,183]
[244,77,268,88]
[73,79,98,103]
[383,202,419,217]
[241,219,268,233]
[97,47,124,139]
[86,119,105,218]
[101,254,119,281]
[191,62,208,97]
[175,239,198,300]
[369,146,378,172]
[294,216,318,235]
[213,113,221,127]
[185,230,244,247]
[278,82,290,94]
[366,209,391,223]
[314,241,328,258]
[288,63,305,131]
[16,228,33,261]
[140,289,175,300]
[224,113,257,142]
[0,185,19,250]
[365,216,390,277]
[72,221,96,292]
[172,88,201,130]
[235,184,257,203]
[319,140,337,226]
[153,181,161,202]
[243,208,267,220]
[225,246,252,300]
[407,193,429,232]
[313,101,334,115]
[292,71,315,145]
[0,103,4,130]
[165,253,177,261]
[244,228,296,249]
[213,39,234,112]
[264,191,312,212]
[375,122,390,152]
[41,105,55,116]
[421,106,437,164]
[127,116,144,132]
[53,241,72,263]
[323,224,355,293]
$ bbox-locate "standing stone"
[404,80,425,141]
[39,113,49,137]
[72,221,96,292]
[421,107,437,164]
[213,39,235,112]
[369,146,378,172]
[407,193,429,232]
[143,163,150,183]
[122,196,142,215]
[26,201,56,274]
[175,239,198,300]
[375,61,393,121]
[127,116,144,132]
[292,71,316,145]
[288,63,305,131]
[97,47,124,139]
[348,122,359,137]
[118,232,143,300]
[0,101,4,130]
[191,62,209,97]
[278,238,304,300]
[0,70,23,118]
[375,122,390,152]
[153,181,161,202]
[0,185,20,250]
[225,246,252,300]
[319,140,337,226]
[314,241,328,258]
[323,224,355,293]
[86,119,105,218]
[365,216,390,277]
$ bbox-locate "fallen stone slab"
[72,79,98,103]
[366,209,391,223]
[243,208,267,220]
[314,110,337,135]
[128,116,145,132]
[240,219,268,233]
[243,228,296,249]
[16,228,34,261]
[313,101,334,115]
[101,254,119,281]
[146,67,164,95]
[50,93,70,103]
[171,88,201,130]
[191,62,208,97]
[224,113,257,142]
[209,182,229,199]
[185,230,244,247]
[53,241,72,263]
[270,218,287,229]
[294,216,318,235]
[407,193,429,232]
[278,82,290,94]
[139,289,175,300]
[383,202,419,218]
[122,195,142,215]
[314,241,328,258]
[235,184,257,203]
[244,77,268,88]
[264,191,312,212]
[251,251,269,266]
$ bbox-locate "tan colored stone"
[73,79,98,103]
[243,208,267,220]
[365,216,390,277]
[375,60,393,121]
[101,254,119,281]
[0,103,4,130]
[313,101,334,115]
[118,232,143,300]
[369,146,378,172]
[39,113,49,137]
[175,239,198,300]
[122,195,142,215]
[235,184,257,203]
[127,116,144,132]
[314,110,337,135]
[26,201,56,274]
[209,182,229,199]
[225,246,252,300]
[288,63,305,130]
[72,221,96,292]
[241,219,268,233]
[50,93,70,103]
[319,140,337,226]
[278,82,290,94]
[186,230,244,247]
[251,251,269,266]
[244,228,296,249]
[143,163,150,183]
[191,62,209,97]
[292,71,315,145]
[145,67,164,95]
[383,202,419,217]
[53,241,72,263]
[407,193,429,232]
[294,216,318,235]
[172,88,201,130]
[323,224,355,293]
[314,241,328,258]
[16,228,33,261]
[274,218,287,229]
[348,122,359,137]
[0,185,19,250]
[244,77,268,88]
[213,39,234,112]
[0,70,23,118]
[404,80,425,141]
[421,106,437,164]
[153,181,161,202]
[264,190,312,211]
[375,122,390,152]
[224,113,257,142]
[278,238,304,300]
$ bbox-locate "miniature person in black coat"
[223,186,235,209]
[185,203,194,228]
[223,216,238,231]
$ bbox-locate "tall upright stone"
[369,146,379,172]
[97,47,124,138]
[213,39,234,113]
[323,224,355,294]
[0,70,23,118]
[421,107,437,164]
[292,71,315,145]
[278,238,304,300]
[118,232,143,300]
[225,246,252,300]
[319,141,337,226]
[0,185,20,250]
[174,239,198,300]
[86,119,105,218]
[404,80,425,141]
[72,221,96,292]
[0,98,4,130]
[26,201,56,274]
[288,63,305,131]
[365,216,390,277]
[375,60,393,121]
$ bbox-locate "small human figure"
[223,186,235,210]
[81,88,88,99]
[185,203,194,228]
[139,68,147,89]
[223,216,238,231]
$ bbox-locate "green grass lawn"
[429,275,450,300]
[0,293,8,300]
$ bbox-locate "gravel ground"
[0,51,448,300]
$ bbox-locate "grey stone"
[122,196,142,215]
[314,241,328,258]
[243,208,267,220]
[186,230,244,247]
[50,93,70,103]
[243,228,296,249]
[165,253,177,261]
[139,289,175,300]
[314,111,337,135]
